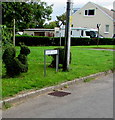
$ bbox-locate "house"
[23,28,55,37]
[71,2,114,38]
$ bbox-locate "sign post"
[44,49,59,77]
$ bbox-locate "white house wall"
[24,31,34,35]
[72,2,113,38]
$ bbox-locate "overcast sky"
[42,0,114,21]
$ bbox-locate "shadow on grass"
[2,74,21,79]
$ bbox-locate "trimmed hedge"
[16,35,52,46]
[16,35,115,46]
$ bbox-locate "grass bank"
[2,45,114,98]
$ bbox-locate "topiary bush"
[49,48,71,68]
[2,44,30,77]
[17,44,30,73]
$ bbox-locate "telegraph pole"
[63,0,72,71]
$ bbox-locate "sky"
[42,0,114,22]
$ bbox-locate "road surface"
[3,73,113,118]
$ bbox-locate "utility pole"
[63,0,72,71]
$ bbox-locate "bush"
[49,48,71,68]
[71,37,91,46]
[15,35,115,46]
[2,44,30,77]
[51,37,65,46]
[16,35,51,46]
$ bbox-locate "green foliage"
[20,44,31,56]
[44,21,58,29]
[1,25,13,45]
[2,46,114,98]
[15,35,114,46]
[3,102,12,109]
[49,48,71,68]
[16,35,51,46]
[2,2,53,31]
[2,44,30,77]
[2,46,16,65]
[56,13,66,26]
[44,13,66,28]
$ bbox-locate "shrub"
[15,35,51,46]
[17,44,30,72]
[2,44,30,77]
[49,48,71,68]
[15,35,114,46]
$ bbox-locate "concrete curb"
[1,70,113,106]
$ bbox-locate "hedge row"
[15,35,115,46]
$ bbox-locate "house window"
[85,9,95,16]
[85,10,88,15]
[71,31,72,35]
[105,25,109,33]
[81,30,84,36]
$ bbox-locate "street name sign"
[44,49,59,77]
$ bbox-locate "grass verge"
[2,45,114,99]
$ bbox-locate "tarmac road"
[3,73,113,118]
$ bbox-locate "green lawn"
[2,45,114,99]
[76,45,114,49]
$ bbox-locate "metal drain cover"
[48,91,71,97]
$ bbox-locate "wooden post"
[13,19,15,46]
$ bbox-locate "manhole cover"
[48,91,71,97]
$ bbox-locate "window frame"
[84,9,95,16]
[105,25,109,33]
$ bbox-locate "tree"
[56,13,66,27]
[1,25,13,45]
[2,1,53,31]
[44,21,58,29]
[44,13,66,29]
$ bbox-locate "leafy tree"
[2,1,53,31]
[44,13,66,29]
[1,25,13,45]
[44,21,58,29]
[56,13,66,27]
